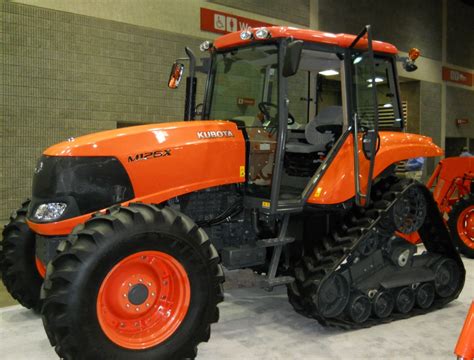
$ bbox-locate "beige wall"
[11,0,302,38]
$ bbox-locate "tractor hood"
[31,121,245,234]
[45,121,242,158]
[44,120,246,201]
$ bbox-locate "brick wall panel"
[0,2,206,222]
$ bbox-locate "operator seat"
[286,105,344,153]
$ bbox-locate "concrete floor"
[0,258,473,360]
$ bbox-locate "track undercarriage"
[288,177,465,328]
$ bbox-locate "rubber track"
[295,178,466,329]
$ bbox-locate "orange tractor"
[427,157,474,258]
[0,26,465,359]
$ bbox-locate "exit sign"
[200,8,273,35]
[442,66,473,86]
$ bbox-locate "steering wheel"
[258,102,295,126]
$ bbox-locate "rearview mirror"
[168,63,184,89]
[283,40,303,77]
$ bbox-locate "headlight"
[34,203,67,221]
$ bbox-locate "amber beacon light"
[408,48,421,61]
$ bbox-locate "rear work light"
[240,30,252,40]
[255,27,271,39]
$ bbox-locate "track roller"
[373,291,394,319]
[317,273,350,318]
[347,294,371,323]
[416,283,435,309]
[395,287,415,314]
[433,258,461,298]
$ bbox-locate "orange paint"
[455,301,474,360]
[308,131,443,205]
[428,157,474,212]
[213,26,398,54]
[30,121,246,235]
[395,231,421,245]
[35,257,47,278]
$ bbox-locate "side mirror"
[283,40,303,77]
[168,63,184,89]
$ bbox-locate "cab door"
[349,25,380,206]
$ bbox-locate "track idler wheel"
[416,283,435,309]
[392,186,427,234]
[433,258,461,298]
[347,294,371,323]
[316,273,350,318]
[373,291,394,319]
[395,287,415,314]
[358,230,379,257]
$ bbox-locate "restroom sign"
[201,8,273,35]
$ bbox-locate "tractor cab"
[170,26,407,211]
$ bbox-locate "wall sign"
[456,118,469,126]
[237,97,256,106]
[200,8,273,35]
[442,66,473,87]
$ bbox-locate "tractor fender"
[307,131,443,205]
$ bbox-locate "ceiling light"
[353,56,363,64]
[367,77,384,83]
[319,69,339,76]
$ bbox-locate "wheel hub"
[458,206,474,240]
[96,250,191,350]
[393,187,427,234]
[128,283,149,306]
[467,214,474,238]
[317,273,349,318]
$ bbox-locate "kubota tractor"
[427,157,474,258]
[0,26,466,359]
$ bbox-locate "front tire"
[0,200,43,311]
[448,195,474,258]
[41,204,224,360]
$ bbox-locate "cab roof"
[213,26,398,55]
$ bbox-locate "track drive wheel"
[41,204,224,360]
[0,200,43,311]
[448,195,474,258]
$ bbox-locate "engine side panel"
[308,131,443,205]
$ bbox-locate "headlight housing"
[33,203,67,221]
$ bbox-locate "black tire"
[0,200,43,311]
[448,195,474,258]
[41,203,224,360]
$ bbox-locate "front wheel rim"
[457,205,474,249]
[97,250,191,350]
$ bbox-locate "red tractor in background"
[427,157,474,258]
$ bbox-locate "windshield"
[207,44,278,127]
[351,53,402,131]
